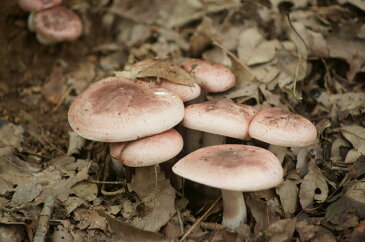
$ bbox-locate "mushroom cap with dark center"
[248,108,317,147]
[32,6,82,43]
[68,77,184,142]
[110,129,183,167]
[181,59,236,92]
[172,144,283,191]
[182,99,257,139]
[18,0,63,12]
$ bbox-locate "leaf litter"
[0,0,364,241]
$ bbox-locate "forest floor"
[0,0,364,241]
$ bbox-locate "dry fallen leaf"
[0,122,24,149]
[97,210,169,242]
[340,125,365,163]
[299,160,329,209]
[128,167,176,232]
[276,179,299,215]
[73,209,108,232]
[254,218,296,242]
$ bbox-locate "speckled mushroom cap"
[249,108,317,147]
[18,0,63,12]
[182,99,257,140]
[181,59,236,92]
[172,144,283,191]
[68,77,184,142]
[32,6,82,44]
[110,129,183,167]
[131,60,201,102]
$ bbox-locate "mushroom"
[181,59,236,93]
[28,6,82,44]
[68,77,184,142]
[172,144,283,229]
[130,60,202,102]
[109,129,183,183]
[18,0,63,12]
[182,99,256,146]
[248,108,317,167]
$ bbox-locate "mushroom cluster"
[67,58,317,231]
[19,0,82,44]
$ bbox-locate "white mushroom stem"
[203,133,226,147]
[221,189,246,230]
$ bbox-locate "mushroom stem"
[184,129,203,153]
[268,145,287,164]
[221,189,246,230]
[202,133,226,147]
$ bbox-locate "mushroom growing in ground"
[109,129,183,186]
[248,107,317,167]
[68,77,184,142]
[68,77,185,174]
[18,0,63,12]
[172,144,283,229]
[28,6,82,44]
[183,99,256,146]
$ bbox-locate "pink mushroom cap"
[18,0,63,12]
[32,6,82,44]
[248,108,317,147]
[68,77,184,142]
[182,99,257,140]
[172,144,283,191]
[110,129,184,167]
[181,59,236,93]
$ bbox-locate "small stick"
[179,196,221,242]
[33,195,55,242]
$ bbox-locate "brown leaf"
[42,67,67,104]
[254,218,296,242]
[96,210,169,242]
[299,160,328,209]
[276,179,298,215]
[73,209,107,232]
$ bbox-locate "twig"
[33,195,55,242]
[52,87,72,112]
[101,155,125,196]
[179,196,221,242]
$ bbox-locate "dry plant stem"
[268,145,287,164]
[179,195,221,242]
[202,133,226,147]
[33,195,55,242]
[222,189,246,230]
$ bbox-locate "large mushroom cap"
[249,108,317,147]
[110,129,183,167]
[68,77,184,142]
[182,99,256,140]
[172,144,283,191]
[18,0,63,12]
[32,6,82,44]
[181,59,236,92]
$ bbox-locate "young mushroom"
[183,99,256,146]
[28,6,82,44]
[248,108,317,166]
[172,144,283,229]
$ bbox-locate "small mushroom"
[18,0,63,12]
[172,144,283,229]
[181,59,236,93]
[248,108,317,166]
[29,6,82,44]
[109,129,184,189]
[182,99,256,146]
